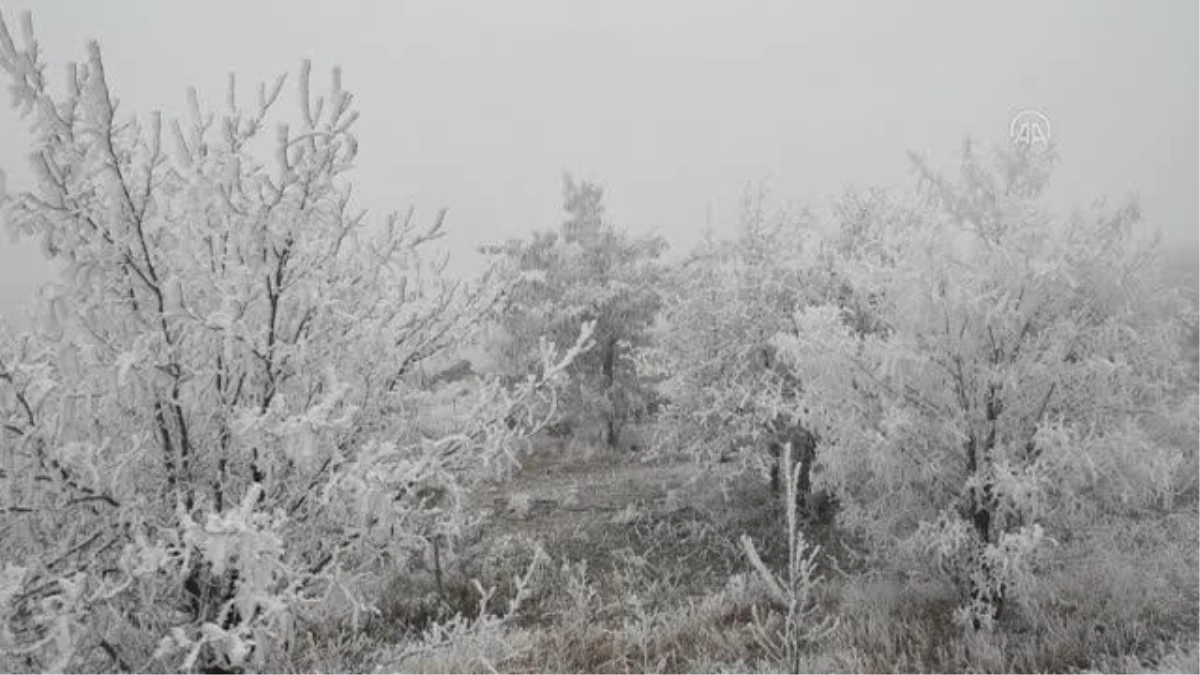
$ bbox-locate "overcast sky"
[1,0,1196,318]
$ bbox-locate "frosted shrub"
[772,141,1193,628]
[646,192,826,488]
[0,10,590,672]
[741,441,837,671]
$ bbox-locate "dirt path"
[465,439,796,595]
[479,450,696,531]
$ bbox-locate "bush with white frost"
[771,141,1194,629]
[0,11,590,672]
[741,438,837,672]
[646,191,822,480]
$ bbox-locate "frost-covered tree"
[773,141,1196,629]
[646,190,835,504]
[482,172,664,449]
[0,12,588,672]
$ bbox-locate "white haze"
[1,0,1196,318]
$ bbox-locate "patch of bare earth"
[475,439,745,579]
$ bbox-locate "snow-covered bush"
[645,190,834,504]
[773,141,1194,628]
[0,11,589,672]
[741,438,837,671]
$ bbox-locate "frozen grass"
[282,436,1199,674]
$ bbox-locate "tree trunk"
[769,422,817,511]
[601,336,619,449]
[963,385,1007,629]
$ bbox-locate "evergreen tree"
[484,172,666,448]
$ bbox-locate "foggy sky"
[1,0,1196,318]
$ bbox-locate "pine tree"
[483,172,665,449]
